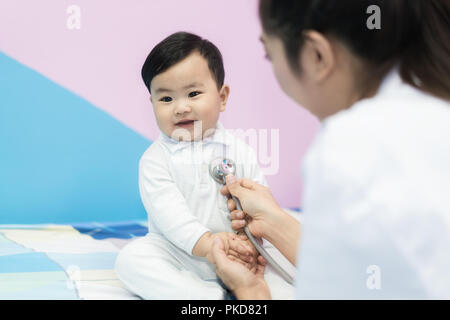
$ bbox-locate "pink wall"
[0,0,320,208]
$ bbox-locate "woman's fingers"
[220,185,230,196]
[231,219,246,231]
[221,178,256,196]
[227,255,252,269]
[230,210,244,220]
[240,178,258,190]
[225,176,247,199]
[257,255,267,266]
[227,198,236,211]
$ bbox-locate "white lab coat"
[116,122,294,299]
[295,67,450,299]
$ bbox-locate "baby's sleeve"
[138,143,210,255]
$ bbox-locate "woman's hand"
[222,174,301,266]
[212,237,271,300]
[221,175,283,238]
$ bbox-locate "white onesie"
[115,122,294,299]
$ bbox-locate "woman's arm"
[261,208,300,266]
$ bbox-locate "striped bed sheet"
[0,208,301,299]
[0,221,147,299]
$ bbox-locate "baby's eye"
[160,96,172,102]
[188,91,202,98]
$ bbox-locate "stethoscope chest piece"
[209,158,236,185]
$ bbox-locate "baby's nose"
[174,101,191,114]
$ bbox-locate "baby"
[115,32,293,299]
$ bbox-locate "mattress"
[0,221,148,299]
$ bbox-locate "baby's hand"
[228,234,265,274]
[206,232,259,271]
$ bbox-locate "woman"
[213,0,450,299]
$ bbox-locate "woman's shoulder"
[316,71,450,155]
[304,73,450,188]
[327,69,449,134]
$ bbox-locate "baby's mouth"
[175,120,196,127]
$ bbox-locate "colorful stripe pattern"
[0,221,147,299]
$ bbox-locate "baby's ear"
[219,85,230,111]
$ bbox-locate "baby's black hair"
[141,32,225,94]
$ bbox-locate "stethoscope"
[209,158,294,285]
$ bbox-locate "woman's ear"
[219,84,230,112]
[300,31,335,83]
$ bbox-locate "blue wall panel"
[0,53,151,223]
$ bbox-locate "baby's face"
[150,51,229,141]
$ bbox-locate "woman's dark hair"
[141,32,225,94]
[259,0,450,100]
